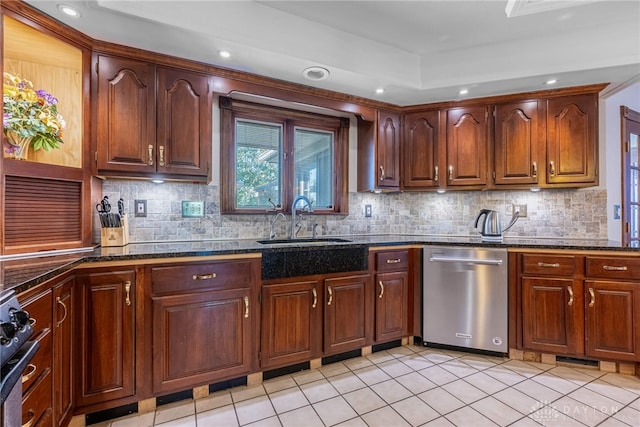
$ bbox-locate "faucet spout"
[290,195,313,239]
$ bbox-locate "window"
[220,97,349,214]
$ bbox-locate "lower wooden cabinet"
[260,280,322,370]
[324,274,373,355]
[373,250,409,343]
[53,277,74,427]
[75,269,137,409]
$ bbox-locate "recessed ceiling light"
[375,88,385,94]
[459,89,469,95]
[303,66,330,81]
[217,50,231,59]
[57,4,81,17]
[546,79,557,85]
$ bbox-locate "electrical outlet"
[134,200,147,217]
[365,204,372,218]
[512,204,527,217]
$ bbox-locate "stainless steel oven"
[423,246,508,354]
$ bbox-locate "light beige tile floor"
[92,345,640,427]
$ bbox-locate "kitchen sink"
[256,237,352,245]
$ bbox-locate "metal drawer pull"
[532,161,537,178]
[312,288,317,309]
[603,265,628,271]
[193,273,216,280]
[378,281,385,299]
[159,145,165,166]
[537,262,560,268]
[22,364,37,383]
[327,286,333,306]
[434,165,439,182]
[379,165,385,181]
[549,160,555,176]
[22,410,35,427]
[244,296,249,318]
[125,281,132,306]
[588,288,595,307]
[386,259,401,264]
[567,286,574,306]
[148,144,154,166]
[56,296,68,326]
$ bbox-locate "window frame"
[220,96,349,215]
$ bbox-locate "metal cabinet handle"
[386,258,401,264]
[532,161,537,178]
[159,145,165,166]
[312,288,317,309]
[434,165,439,183]
[378,281,385,299]
[125,281,132,306]
[327,286,333,306]
[244,296,249,318]
[56,296,67,326]
[448,165,453,181]
[29,318,36,327]
[22,364,37,383]
[193,273,216,280]
[588,288,595,307]
[148,144,154,166]
[603,265,628,271]
[549,160,555,176]
[567,286,574,306]
[379,165,385,181]
[22,410,35,427]
[537,262,560,268]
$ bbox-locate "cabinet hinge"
[626,222,631,233]
[492,171,496,179]
[95,62,98,74]
[94,151,98,163]
[626,141,630,152]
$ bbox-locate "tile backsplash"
[99,180,608,243]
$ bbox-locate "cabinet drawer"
[20,290,52,340]
[375,251,408,272]
[521,254,577,276]
[151,259,256,294]
[22,333,52,393]
[586,257,640,280]
[22,369,52,427]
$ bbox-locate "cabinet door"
[546,94,597,185]
[522,277,583,355]
[324,274,373,355]
[446,106,488,187]
[403,110,440,189]
[152,288,253,394]
[585,280,640,361]
[261,280,322,369]
[53,277,73,427]
[494,101,540,185]
[156,68,211,178]
[376,111,401,189]
[96,55,156,174]
[375,271,408,343]
[75,270,136,407]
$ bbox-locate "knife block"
[100,215,130,247]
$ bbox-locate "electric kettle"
[474,209,519,242]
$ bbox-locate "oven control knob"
[0,321,17,345]
[10,309,30,330]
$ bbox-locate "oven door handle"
[429,255,503,266]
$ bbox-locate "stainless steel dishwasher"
[423,246,508,354]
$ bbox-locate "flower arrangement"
[3,72,65,155]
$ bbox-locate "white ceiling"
[25,0,640,106]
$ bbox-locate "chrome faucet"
[269,212,285,240]
[290,195,313,239]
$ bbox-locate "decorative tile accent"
[99,180,608,243]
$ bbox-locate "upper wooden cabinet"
[494,100,541,186]
[402,110,440,189]
[546,94,598,185]
[358,110,401,192]
[94,54,211,181]
[445,106,489,188]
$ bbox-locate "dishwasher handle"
[429,255,503,266]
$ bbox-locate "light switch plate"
[182,201,205,218]
[512,204,527,217]
[365,204,372,218]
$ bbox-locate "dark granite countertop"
[1,234,636,294]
